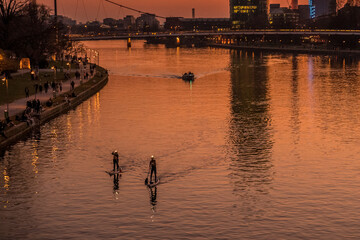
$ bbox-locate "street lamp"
[2,77,9,121]
[51,66,57,80]
[66,62,71,71]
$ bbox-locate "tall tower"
[230,0,269,28]
[309,0,316,18]
[291,0,299,9]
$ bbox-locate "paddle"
[144,168,150,185]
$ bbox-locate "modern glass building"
[230,0,269,28]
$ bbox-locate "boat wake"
[111,72,183,79]
[110,69,228,80]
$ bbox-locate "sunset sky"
[38,0,309,23]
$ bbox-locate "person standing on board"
[112,150,120,172]
[149,155,157,184]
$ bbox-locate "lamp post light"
[2,77,9,120]
[66,62,71,71]
[51,66,56,80]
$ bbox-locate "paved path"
[0,66,93,120]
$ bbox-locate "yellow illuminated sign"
[233,5,257,13]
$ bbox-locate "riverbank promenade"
[0,66,92,121]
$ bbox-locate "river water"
[1,40,360,239]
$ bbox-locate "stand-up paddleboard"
[105,169,122,175]
[146,178,160,188]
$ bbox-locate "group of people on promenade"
[111,151,158,184]
[1,60,98,142]
[25,81,63,98]
[16,99,42,126]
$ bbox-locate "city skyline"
[38,0,309,23]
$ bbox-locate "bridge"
[71,29,360,41]
[70,29,360,50]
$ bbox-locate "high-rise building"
[298,5,311,21]
[291,0,299,9]
[311,0,337,17]
[309,0,316,18]
[123,15,136,30]
[230,0,269,28]
[135,14,160,31]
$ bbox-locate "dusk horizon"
[1,0,360,239]
[38,0,309,23]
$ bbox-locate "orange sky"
[38,0,309,23]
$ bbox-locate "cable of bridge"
[104,0,167,19]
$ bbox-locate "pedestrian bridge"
[71,29,360,41]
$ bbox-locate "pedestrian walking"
[44,82,49,93]
[25,87,29,98]
[34,83,38,94]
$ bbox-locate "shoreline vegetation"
[0,65,108,151]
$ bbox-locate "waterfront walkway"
[0,67,92,121]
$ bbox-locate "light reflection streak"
[51,128,59,163]
[93,93,101,124]
[87,100,92,125]
[32,141,39,174]
[3,167,9,191]
[308,57,314,84]
[3,166,9,208]
[66,114,72,142]
[78,107,83,139]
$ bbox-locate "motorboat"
[182,72,195,81]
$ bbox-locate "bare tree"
[0,0,30,49]
[0,0,29,22]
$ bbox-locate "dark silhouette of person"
[44,81,49,93]
[112,150,120,172]
[71,80,75,90]
[34,83,38,94]
[25,87,29,98]
[0,121,6,138]
[149,155,157,183]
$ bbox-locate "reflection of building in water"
[227,50,273,196]
[1,158,10,209]
[290,55,300,146]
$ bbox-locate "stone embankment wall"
[0,73,108,151]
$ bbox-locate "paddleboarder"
[149,155,157,184]
[112,150,120,172]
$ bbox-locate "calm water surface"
[1,40,360,239]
